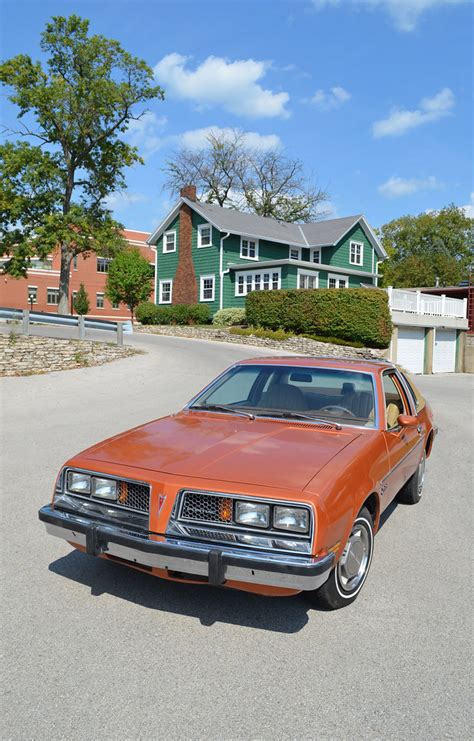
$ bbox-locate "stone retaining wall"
[0,333,138,376]
[135,325,385,360]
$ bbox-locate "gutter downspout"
[219,232,231,310]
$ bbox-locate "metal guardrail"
[0,307,132,345]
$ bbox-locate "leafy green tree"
[105,248,153,322]
[73,283,90,315]
[379,205,473,287]
[0,14,163,313]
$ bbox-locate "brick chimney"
[173,200,198,304]
[180,184,197,201]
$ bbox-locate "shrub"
[212,308,247,326]
[74,283,90,315]
[245,288,392,349]
[136,302,210,326]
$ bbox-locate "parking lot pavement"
[1,336,472,740]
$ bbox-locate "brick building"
[0,229,153,321]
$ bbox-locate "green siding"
[191,211,220,313]
[323,224,374,273]
[155,214,180,301]
[222,234,289,309]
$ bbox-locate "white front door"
[397,326,425,374]
[433,329,457,373]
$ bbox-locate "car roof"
[235,355,394,373]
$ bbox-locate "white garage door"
[433,329,457,373]
[397,327,425,374]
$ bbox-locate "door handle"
[417,425,423,434]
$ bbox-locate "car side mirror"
[398,413,418,427]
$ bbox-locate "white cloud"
[104,192,149,209]
[125,112,168,157]
[309,86,351,111]
[378,175,441,197]
[178,126,281,152]
[312,0,466,32]
[154,53,290,118]
[373,88,455,137]
[461,192,474,217]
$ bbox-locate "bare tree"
[163,129,328,222]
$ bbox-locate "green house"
[147,186,387,314]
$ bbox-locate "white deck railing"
[387,287,467,319]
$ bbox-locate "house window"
[27,286,38,304]
[289,247,301,261]
[240,237,258,260]
[96,292,104,308]
[97,257,112,273]
[112,300,120,309]
[47,288,59,305]
[163,230,176,253]
[72,255,78,270]
[72,290,77,305]
[200,274,215,302]
[311,249,321,264]
[298,270,319,289]
[350,241,363,266]
[159,279,173,304]
[328,273,348,289]
[198,223,212,248]
[235,268,281,296]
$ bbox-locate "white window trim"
[289,246,302,261]
[197,223,212,249]
[349,240,364,266]
[96,292,105,308]
[163,230,177,254]
[159,279,173,304]
[311,248,321,264]
[328,273,349,288]
[297,269,319,289]
[235,267,281,296]
[200,274,215,302]
[240,236,259,261]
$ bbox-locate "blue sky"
[1,0,472,232]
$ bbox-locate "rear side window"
[382,373,407,430]
[398,369,426,412]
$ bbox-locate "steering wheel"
[319,404,356,417]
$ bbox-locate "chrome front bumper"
[39,505,334,591]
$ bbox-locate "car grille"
[185,527,237,542]
[180,491,233,524]
[116,481,150,513]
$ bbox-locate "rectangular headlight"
[273,506,309,533]
[91,477,117,501]
[235,501,270,528]
[67,471,91,495]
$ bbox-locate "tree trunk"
[58,245,71,314]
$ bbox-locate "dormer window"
[164,230,176,253]
[198,223,212,248]
[289,247,301,261]
[240,237,259,260]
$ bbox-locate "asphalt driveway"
[1,334,472,739]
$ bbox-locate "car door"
[381,371,424,504]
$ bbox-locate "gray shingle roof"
[300,215,363,246]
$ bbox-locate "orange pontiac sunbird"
[39,356,436,610]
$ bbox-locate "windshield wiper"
[191,404,255,420]
[257,409,342,429]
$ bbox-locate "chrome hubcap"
[417,455,426,496]
[337,523,370,592]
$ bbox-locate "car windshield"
[190,364,376,428]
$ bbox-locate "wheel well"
[361,493,379,529]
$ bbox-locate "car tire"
[397,452,426,505]
[305,507,374,610]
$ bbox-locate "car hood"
[82,411,361,491]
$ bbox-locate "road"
[1,334,472,740]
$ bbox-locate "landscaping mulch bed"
[0,333,140,376]
[135,324,386,360]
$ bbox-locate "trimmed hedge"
[245,288,392,348]
[136,302,210,326]
[212,308,247,326]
